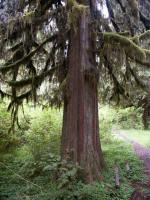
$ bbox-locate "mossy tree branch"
[104,56,128,100]
[0,33,58,73]
[103,32,146,60]
[7,66,58,88]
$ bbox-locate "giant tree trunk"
[61,5,106,183]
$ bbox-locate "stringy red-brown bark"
[61,10,106,183]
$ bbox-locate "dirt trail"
[113,130,150,199]
[119,131,150,179]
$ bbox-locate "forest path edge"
[112,129,150,198]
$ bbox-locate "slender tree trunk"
[61,4,106,183]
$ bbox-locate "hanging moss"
[127,0,139,20]
[52,78,67,102]
[6,10,35,38]
[0,33,58,73]
[20,11,35,25]
[84,67,99,88]
[59,78,66,90]
[7,67,58,89]
[103,32,146,61]
[7,18,18,37]
[67,0,89,33]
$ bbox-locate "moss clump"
[67,0,89,33]
[103,32,146,61]
[131,35,139,45]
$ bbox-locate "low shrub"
[116,106,143,129]
[0,100,29,151]
[25,107,62,162]
[99,105,143,140]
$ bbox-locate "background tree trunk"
[61,8,106,183]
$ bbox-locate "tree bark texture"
[61,7,106,183]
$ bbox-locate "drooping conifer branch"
[5,49,24,66]
[126,59,150,93]
[104,56,129,101]
[103,32,146,60]
[8,42,23,52]
[0,33,58,73]
[0,89,12,99]
[7,66,58,88]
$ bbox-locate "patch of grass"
[102,135,146,199]
[120,129,150,148]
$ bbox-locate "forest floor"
[115,129,150,198]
